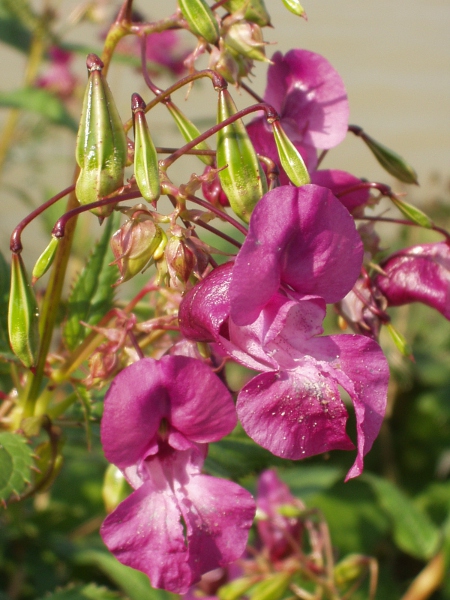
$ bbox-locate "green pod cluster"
[132,94,161,204]
[222,0,271,26]
[8,253,40,368]
[216,89,267,223]
[166,102,214,166]
[178,0,219,45]
[75,54,128,218]
[271,119,310,186]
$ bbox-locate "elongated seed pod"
[280,0,306,18]
[361,133,418,185]
[166,103,214,166]
[216,89,267,223]
[75,54,128,218]
[271,120,310,186]
[132,94,161,204]
[32,236,60,284]
[178,0,219,45]
[8,253,40,368]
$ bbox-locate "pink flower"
[35,46,77,99]
[179,265,389,481]
[229,185,364,326]
[247,49,349,179]
[100,356,255,593]
[375,242,450,319]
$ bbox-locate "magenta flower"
[375,242,450,319]
[100,355,255,593]
[179,264,389,481]
[247,49,349,179]
[229,185,364,326]
[35,46,77,100]
[310,169,371,214]
[144,29,191,76]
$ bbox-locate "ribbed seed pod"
[361,133,418,185]
[271,120,310,186]
[8,253,40,368]
[222,0,271,26]
[75,54,128,218]
[132,94,161,204]
[178,0,219,45]
[216,89,267,223]
[166,102,214,166]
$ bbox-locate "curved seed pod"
[390,196,432,228]
[8,253,40,368]
[216,89,267,223]
[222,0,271,26]
[75,54,128,218]
[166,102,214,166]
[361,132,418,185]
[178,0,219,45]
[132,94,161,204]
[280,0,306,18]
[32,236,60,284]
[271,119,310,186]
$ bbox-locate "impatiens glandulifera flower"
[144,29,190,77]
[310,170,371,214]
[100,355,255,593]
[375,242,450,319]
[247,49,349,180]
[35,46,77,100]
[179,263,389,481]
[256,469,302,560]
[229,185,364,326]
[75,54,127,218]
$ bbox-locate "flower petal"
[375,242,450,319]
[264,50,349,150]
[237,369,354,460]
[311,169,370,213]
[230,185,363,325]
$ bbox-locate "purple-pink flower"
[247,49,349,180]
[179,263,389,481]
[100,355,255,593]
[375,242,450,319]
[229,185,364,326]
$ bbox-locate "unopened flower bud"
[225,21,270,63]
[178,0,219,45]
[281,0,306,18]
[202,165,230,207]
[216,89,267,222]
[360,131,418,185]
[8,253,40,368]
[75,54,127,218]
[31,236,60,284]
[132,93,161,204]
[166,102,214,166]
[165,235,196,285]
[222,0,271,26]
[271,119,310,186]
[110,210,164,285]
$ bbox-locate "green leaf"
[0,16,31,52]
[0,87,78,131]
[75,550,177,600]
[0,251,15,360]
[36,583,121,600]
[0,431,35,503]
[63,213,119,351]
[363,473,440,560]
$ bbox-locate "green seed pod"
[222,0,271,27]
[386,323,413,359]
[132,94,161,204]
[31,236,60,284]
[216,89,267,223]
[361,132,418,185]
[75,54,128,218]
[280,0,306,18]
[178,0,219,45]
[390,195,433,228]
[166,102,214,166]
[8,253,40,368]
[271,119,310,186]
